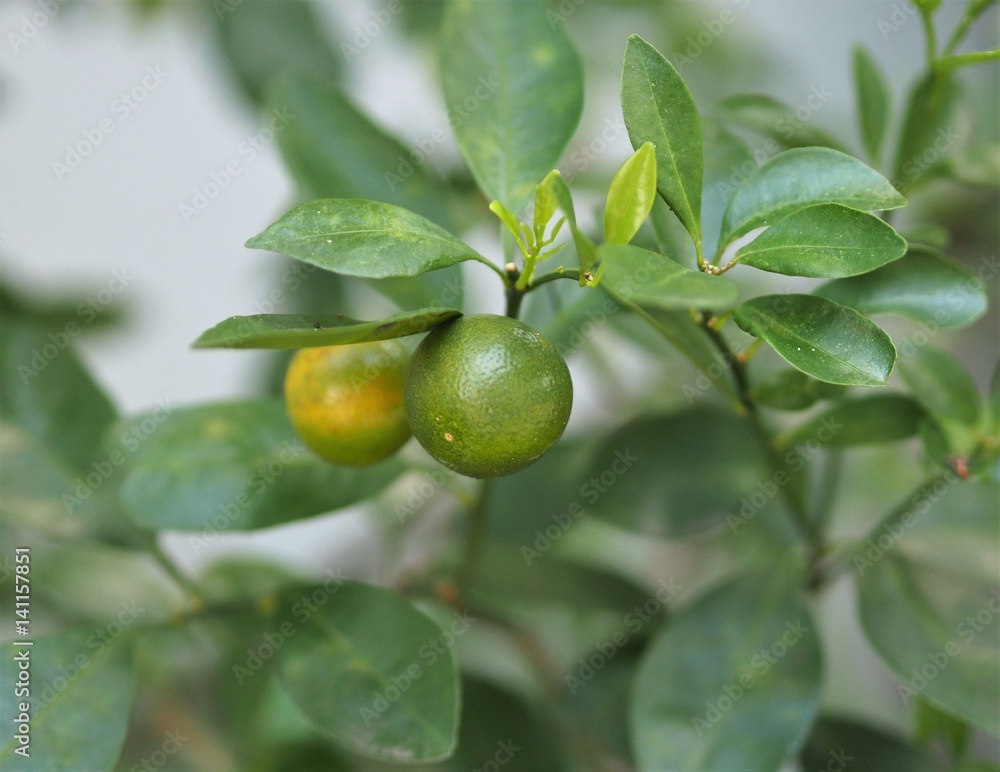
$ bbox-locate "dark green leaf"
[899,345,982,426]
[892,73,961,192]
[213,0,341,105]
[800,716,939,772]
[0,632,133,770]
[631,570,822,771]
[719,147,906,247]
[712,93,845,151]
[735,203,906,278]
[622,35,703,245]
[440,0,584,212]
[604,142,657,245]
[776,395,924,449]
[598,244,739,311]
[0,321,116,473]
[733,294,897,386]
[856,480,1000,734]
[278,581,459,761]
[752,368,846,411]
[853,47,891,163]
[915,697,971,759]
[267,74,456,228]
[112,400,402,531]
[815,247,988,329]
[246,199,491,278]
[193,308,462,349]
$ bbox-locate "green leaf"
[946,142,1000,188]
[0,321,117,473]
[112,400,402,531]
[278,581,459,761]
[991,358,1000,436]
[814,247,988,329]
[246,199,491,279]
[604,142,657,244]
[719,147,906,247]
[598,244,739,311]
[193,308,462,350]
[213,0,341,105]
[776,395,924,450]
[734,294,897,386]
[267,74,456,229]
[853,46,891,164]
[799,716,939,772]
[541,169,598,274]
[734,203,907,278]
[701,120,756,259]
[898,345,981,426]
[892,73,961,192]
[439,0,584,212]
[622,35,703,245]
[712,93,845,151]
[752,368,846,412]
[915,697,971,759]
[631,570,822,771]
[0,632,134,770]
[855,480,1000,734]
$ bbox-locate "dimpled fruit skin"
[404,314,573,478]
[284,341,411,466]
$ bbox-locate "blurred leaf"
[701,120,756,259]
[856,480,1000,734]
[0,632,134,771]
[246,199,491,278]
[598,244,739,311]
[267,74,456,229]
[604,142,657,245]
[733,294,896,386]
[899,345,981,426]
[0,276,126,332]
[631,570,822,771]
[440,0,584,212]
[915,697,971,759]
[799,715,939,771]
[111,399,402,531]
[622,35,703,245]
[559,651,638,766]
[991,358,1000,435]
[0,321,116,473]
[734,203,906,278]
[852,47,891,163]
[892,72,961,192]
[213,0,341,105]
[776,395,924,449]
[719,147,905,247]
[814,247,988,329]
[277,581,459,762]
[712,93,845,151]
[193,308,462,349]
[946,142,1000,188]
[752,368,846,412]
[198,557,304,603]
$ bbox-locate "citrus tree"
[1,1,998,770]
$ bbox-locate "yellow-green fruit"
[404,314,573,478]
[284,341,411,466]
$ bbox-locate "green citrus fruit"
[404,314,573,478]
[284,341,411,466]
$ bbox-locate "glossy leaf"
[800,716,939,772]
[0,632,134,770]
[899,345,981,426]
[632,571,822,771]
[278,581,459,761]
[853,47,891,163]
[112,400,402,531]
[734,294,897,386]
[719,147,906,247]
[604,142,657,244]
[440,0,584,212]
[267,74,456,228]
[856,481,1000,734]
[622,35,703,244]
[752,368,846,411]
[893,73,961,191]
[734,203,906,278]
[246,199,490,279]
[815,247,988,329]
[776,395,924,450]
[713,93,844,151]
[542,169,597,273]
[193,308,461,350]
[598,244,739,311]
